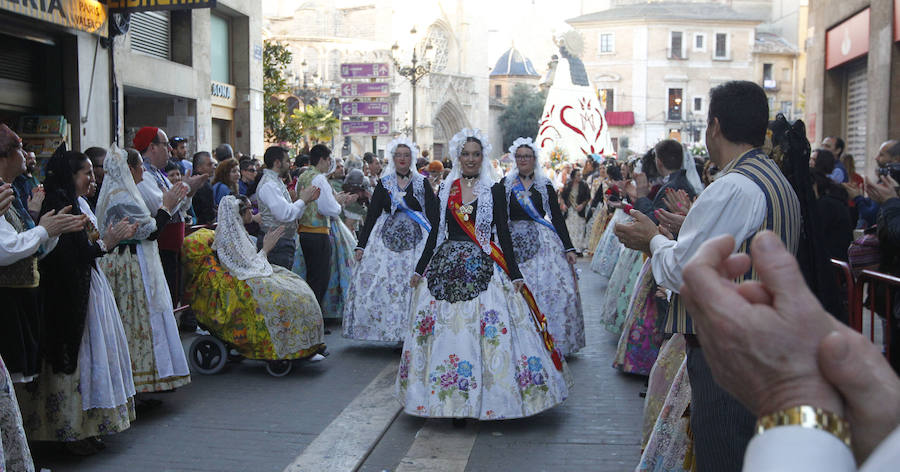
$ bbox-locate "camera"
[877,162,900,182]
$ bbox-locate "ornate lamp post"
[391,27,433,143]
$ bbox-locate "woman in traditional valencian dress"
[491,137,585,357]
[182,195,326,363]
[398,129,571,423]
[16,148,137,455]
[559,168,591,253]
[97,147,191,398]
[343,137,437,342]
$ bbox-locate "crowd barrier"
[831,259,896,359]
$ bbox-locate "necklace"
[396,170,411,179]
[462,174,479,188]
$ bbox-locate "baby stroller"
[181,229,327,377]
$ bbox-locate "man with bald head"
[132,126,207,307]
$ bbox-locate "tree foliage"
[292,105,340,147]
[263,41,303,146]
[498,83,547,150]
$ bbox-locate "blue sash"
[388,187,431,232]
[512,177,556,233]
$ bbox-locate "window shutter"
[130,11,171,61]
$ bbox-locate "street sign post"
[340,63,390,79]
[341,121,391,136]
[340,82,390,98]
[340,102,391,117]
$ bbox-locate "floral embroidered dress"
[0,355,34,472]
[637,335,693,472]
[343,175,437,342]
[599,247,645,336]
[492,179,585,356]
[397,178,572,420]
[590,208,628,279]
[613,260,665,376]
[182,228,325,361]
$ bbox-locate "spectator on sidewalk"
[191,151,216,225]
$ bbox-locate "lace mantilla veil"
[436,128,496,254]
[95,144,156,240]
[213,195,273,280]
[380,136,426,213]
[503,137,552,219]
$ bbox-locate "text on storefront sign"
[2,0,107,37]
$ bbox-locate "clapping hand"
[27,185,44,214]
[262,226,286,254]
[298,185,320,203]
[184,173,209,195]
[0,184,14,216]
[655,208,686,235]
[336,192,358,206]
[866,176,899,204]
[103,219,139,249]
[662,188,692,215]
[162,182,189,213]
[38,205,86,237]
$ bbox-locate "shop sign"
[210,81,236,109]
[341,121,390,136]
[826,8,870,70]
[340,63,390,79]
[2,0,108,37]
[108,0,215,13]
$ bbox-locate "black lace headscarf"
[39,144,100,373]
[767,114,846,323]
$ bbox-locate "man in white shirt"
[256,146,320,269]
[296,144,356,309]
[679,231,900,471]
[615,81,801,471]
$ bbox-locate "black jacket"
[193,180,216,225]
[634,169,697,224]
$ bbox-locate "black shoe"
[324,329,332,335]
[452,418,466,429]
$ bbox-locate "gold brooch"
[459,204,474,221]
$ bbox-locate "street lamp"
[391,27,433,143]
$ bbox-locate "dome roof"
[490,47,540,77]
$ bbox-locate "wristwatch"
[756,405,851,447]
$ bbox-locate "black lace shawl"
[38,146,103,374]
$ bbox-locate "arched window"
[425,26,450,72]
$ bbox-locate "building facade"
[568,2,763,152]
[116,0,265,157]
[264,0,491,161]
[805,0,900,177]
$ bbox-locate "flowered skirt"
[182,230,325,360]
[637,348,692,472]
[511,220,585,356]
[590,209,628,278]
[100,247,190,393]
[564,212,588,252]
[642,335,687,448]
[396,240,572,420]
[343,212,427,342]
[293,218,357,318]
[0,355,33,472]
[599,247,645,336]
[613,260,664,376]
[15,277,136,443]
[586,203,612,254]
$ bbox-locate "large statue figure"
[537,30,614,162]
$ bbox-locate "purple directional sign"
[340,63,390,79]
[340,82,390,98]
[341,121,391,136]
[341,101,391,117]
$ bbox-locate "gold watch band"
[756,405,851,447]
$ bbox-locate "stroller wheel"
[189,336,228,375]
[265,360,293,377]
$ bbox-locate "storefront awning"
[606,111,635,127]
